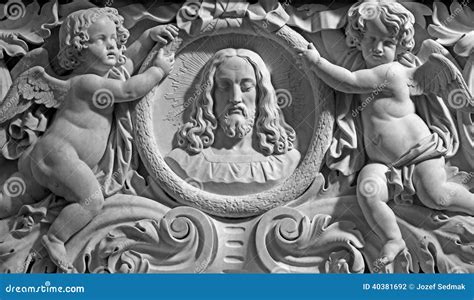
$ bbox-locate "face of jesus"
[214,56,257,139]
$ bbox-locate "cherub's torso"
[38,75,114,167]
[360,62,431,164]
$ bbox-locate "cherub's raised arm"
[297,43,392,94]
[79,49,174,103]
[124,24,178,74]
[78,67,164,103]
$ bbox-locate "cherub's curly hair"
[58,7,129,70]
[346,1,415,54]
[177,48,296,156]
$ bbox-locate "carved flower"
[0,0,59,58]
[428,1,474,57]
[11,214,36,237]
[325,250,351,273]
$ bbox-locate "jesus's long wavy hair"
[177,48,296,156]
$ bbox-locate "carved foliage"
[393,204,474,273]
[428,1,474,57]
[255,207,365,273]
[0,0,59,58]
[76,206,216,273]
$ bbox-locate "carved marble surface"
[0,0,473,274]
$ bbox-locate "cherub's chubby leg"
[0,148,49,218]
[0,171,48,218]
[357,163,406,271]
[30,147,104,271]
[413,157,474,215]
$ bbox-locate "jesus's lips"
[229,108,243,115]
[227,105,247,117]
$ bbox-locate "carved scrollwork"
[392,204,474,273]
[1,0,473,275]
[254,207,365,273]
[70,205,217,273]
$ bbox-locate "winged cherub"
[0,7,177,271]
[297,1,474,270]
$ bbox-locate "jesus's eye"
[241,83,255,92]
[217,82,230,90]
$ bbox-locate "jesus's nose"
[230,86,242,104]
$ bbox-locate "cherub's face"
[214,56,257,138]
[80,16,119,73]
[359,18,399,68]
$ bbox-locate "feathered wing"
[0,66,70,124]
[408,53,473,112]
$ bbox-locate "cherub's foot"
[41,235,72,272]
[373,239,407,273]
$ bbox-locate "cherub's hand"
[296,43,321,68]
[153,48,175,75]
[149,24,179,45]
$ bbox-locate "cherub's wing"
[408,53,473,112]
[0,66,70,124]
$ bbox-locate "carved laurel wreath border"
[134,22,334,218]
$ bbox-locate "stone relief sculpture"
[165,48,300,195]
[0,7,177,271]
[297,0,473,271]
[0,0,472,274]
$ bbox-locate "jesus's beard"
[218,105,256,139]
